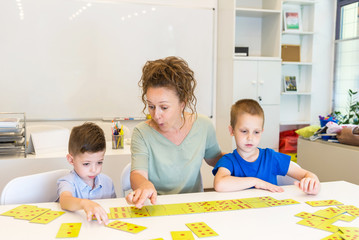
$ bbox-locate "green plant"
[333,89,359,124]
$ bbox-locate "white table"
[0,181,358,240]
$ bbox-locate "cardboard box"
[281,45,300,62]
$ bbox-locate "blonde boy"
[57,122,116,225]
[213,99,320,194]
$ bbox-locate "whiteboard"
[0,0,215,120]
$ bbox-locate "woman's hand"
[125,170,157,209]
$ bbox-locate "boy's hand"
[82,199,109,225]
[126,182,157,209]
[295,177,320,195]
[254,179,284,193]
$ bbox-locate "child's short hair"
[230,99,265,129]
[68,122,106,156]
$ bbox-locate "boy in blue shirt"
[213,99,320,194]
[57,122,116,225]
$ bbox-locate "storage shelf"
[282,31,314,36]
[234,56,281,61]
[281,92,312,95]
[282,61,313,66]
[235,8,281,18]
[283,0,316,6]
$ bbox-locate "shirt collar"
[72,170,103,191]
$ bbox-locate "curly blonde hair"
[139,56,197,118]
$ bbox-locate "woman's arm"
[125,169,157,209]
[204,152,225,167]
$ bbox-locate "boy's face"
[67,151,105,187]
[229,113,263,155]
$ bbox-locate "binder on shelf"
[0,112,26,157]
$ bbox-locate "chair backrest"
[120,163,132,197]
[277,161,300,186]
[0,169,70,205]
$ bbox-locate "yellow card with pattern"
[186,222,219,238]
[333,213,356,222]
[198,205,221,213]
[230,202,254,209]
[249,202,270,208]
[316,223,339,233]
[109,207,131,218]
[145,205,167,216]
[313,207,347,219]
[15,207,50,220]
[241,196,277,203]
[171,231,195,240]
[30,210,65,224]
[0,205,37,217]
[339,227,359,240]
[280,199,300,205]
[305,200,343,207]
[56,223,82,238]
[321,232,343,240]
[106,220,147,234]
[297,218,327,229]
[338,205,359,217]
[128,206,151,218]
[295,212,319,219]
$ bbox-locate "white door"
[259,105,280,150]
[257,61,281,105]
[233,60,258,102]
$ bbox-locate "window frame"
[335,0,359,40]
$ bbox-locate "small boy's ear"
[66,154,74,165]
[228,125,234,136]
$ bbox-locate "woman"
[126,56,223,208]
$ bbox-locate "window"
[333,0,359,113]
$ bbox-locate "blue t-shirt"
[57,170,116,200]
[212,148,290,185]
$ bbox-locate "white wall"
[310,0,336,124]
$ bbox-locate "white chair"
[0,169,70,205]
[120,163,132,197]
[277,161,301,186]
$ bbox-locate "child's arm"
[125,169,157,209]
[286,162,320,195]
[59,191,109,225]
[214,167,284,192]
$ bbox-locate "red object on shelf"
[279,130,299,153]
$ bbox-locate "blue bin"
[320,118,338,127]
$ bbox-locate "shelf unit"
[0,112,27,157]
[279,0,316,128]
[216,0,283,152]
[234,0,281,58]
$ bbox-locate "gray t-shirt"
[131,114,221,195]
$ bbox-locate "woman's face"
[146,87,185,131]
